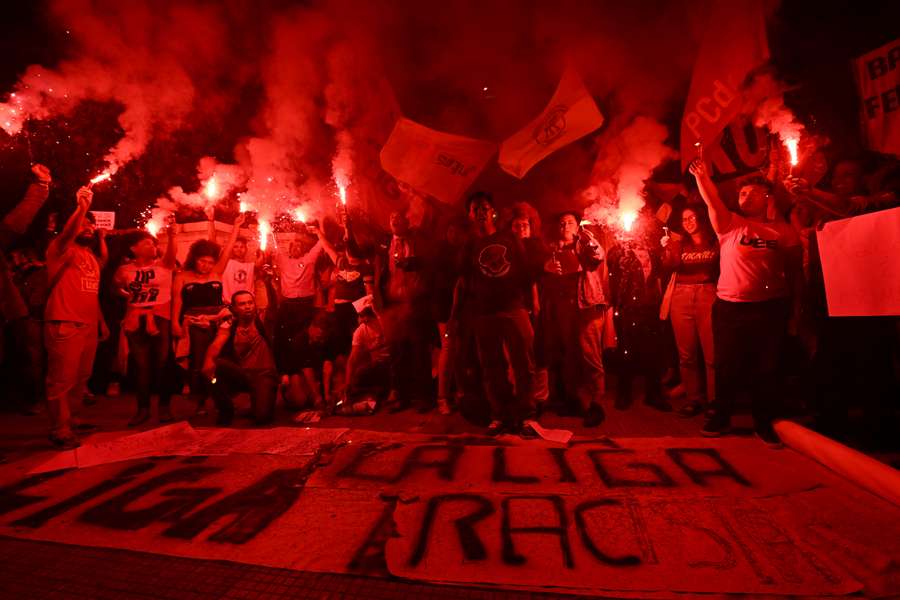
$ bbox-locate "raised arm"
[689,159,732,234]
[310,222,338,263]
[97,228,109,267]
[47,186,92,261]
[161,216,178,269]
[171,272,185,338]
[214,213,246,274]
[1,164,52,248]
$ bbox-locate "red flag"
[499,66,604,178]
[680,0,769,171]
[380,118,496,204]
[854,38,900,157]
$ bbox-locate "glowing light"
[338,184,347,206]
[784,137,799,167]
[294,208,306,223]
[258,220,271,251]
[89,171,112,186]
[204,176,219,200]
[621,210,638,232]
[146,220,160,237]
[239,200,248,213]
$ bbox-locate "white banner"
[855,38,900,157]
[818,206,900,316]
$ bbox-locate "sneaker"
[754,425,783,449]
[158,406,175,424]
[436,398,452,416]
[486,420,504,437]
[49,432,81,450]
[676,401,704,418]
[583,403,606,428]
[700,413,731,437]
[519,421,539,440]
[128,409,151,427]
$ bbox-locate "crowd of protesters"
[1,153,899,451]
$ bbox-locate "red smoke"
[1,1,715,225]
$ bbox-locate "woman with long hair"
[172,213,245,416]
[661,204,719,417]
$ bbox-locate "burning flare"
[258,219,271,252]
[784,136,799,167]
[337,184,347,206]
[294,207,306,223]
[203,176,219,200]
[88,171,112,187]
[621,210,638,232]
[145,220,160,237]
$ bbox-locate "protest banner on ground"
[2,428,899,596]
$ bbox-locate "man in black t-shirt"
[452,192,538,437]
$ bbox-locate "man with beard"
[44,186,108,449]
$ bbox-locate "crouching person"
[202,291,277,426]
[338,295,390,415]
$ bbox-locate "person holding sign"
[114,219,178,427]
[690,160,802,447]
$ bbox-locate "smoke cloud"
[0,0,711,227]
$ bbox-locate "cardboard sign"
[855,38,900,157]
[90,211,116,230]
[817,207,900,316]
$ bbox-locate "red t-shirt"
[45,245,101,324]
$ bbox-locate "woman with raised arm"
[172,212,246,416]
[689,160,802,447]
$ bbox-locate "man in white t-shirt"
[221,237,262,305]
[691,161,802,447]
[341,295,391,408]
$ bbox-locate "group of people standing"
[1,152,896,450]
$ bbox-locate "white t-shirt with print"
[222,259,255,304]
[716,214,800,302]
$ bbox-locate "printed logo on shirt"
[336,270,361,283]
[478,244,511,278]
[739,235,778,249]
[233,269,248,284]
[81,277,99,293]
[127,269,159,304]
[681,250,717,263]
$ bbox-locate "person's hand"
[660,235,670,248]
[688,158,706,179]
[784,177,810,196]
[308,222,323,237]
[75,187,93,211]
[543,258,562,275]
[99,319,110,342]
[97,228,106,240]
[234,212,246,229]
[31,164,51,185]
[165,213,176,230]
[204,204,215,220]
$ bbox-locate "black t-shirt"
[333,256,372,302]
[461,230,532,315]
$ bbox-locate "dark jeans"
[125,315,177,409]
[474,309,536,424]
[712,297,790,428]
[212,359,278,424]
[346,359,391,401]
[188,324,217,404]
[615,305,664,405]
[382,302,433,404]
[275,297,315,374]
